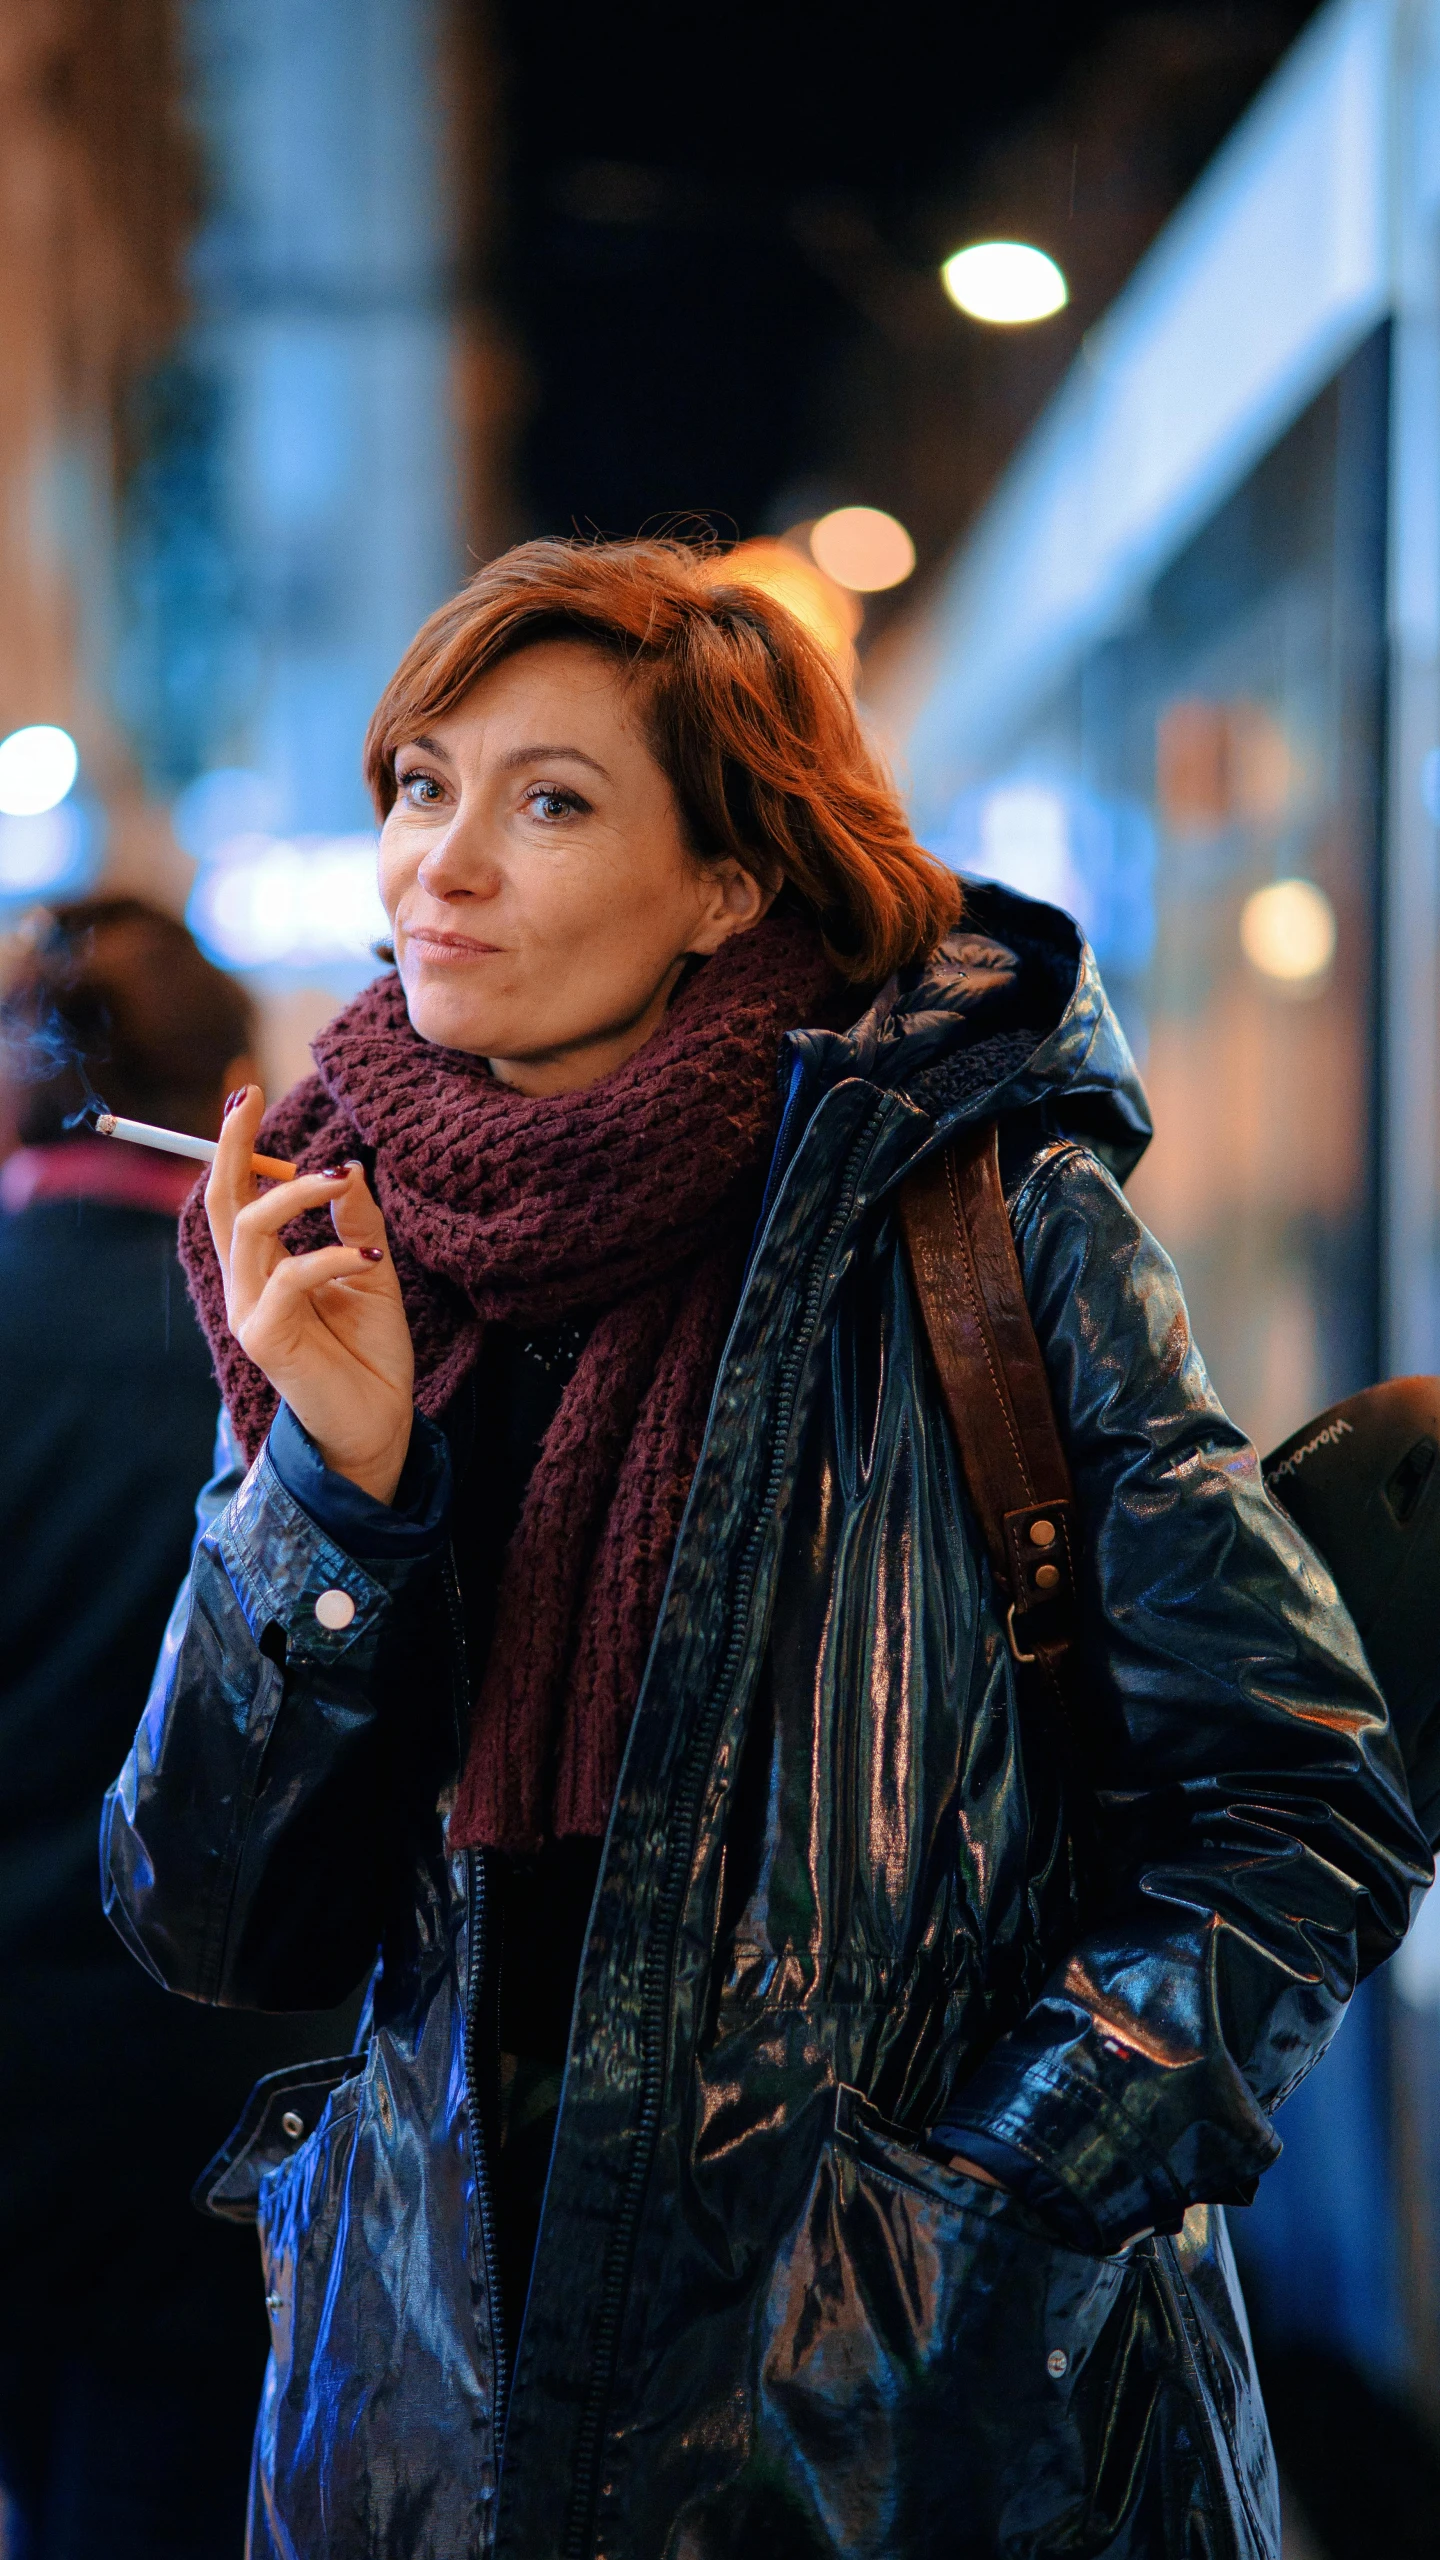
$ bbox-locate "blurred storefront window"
[941,331,1386,1454]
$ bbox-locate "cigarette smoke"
[62,1068,110,1130]
[0,914,113,1124]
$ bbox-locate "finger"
[245,1243,399,1359]
[227,1170,354,1319]
[205,1084,267,1274]
[259,1242,392,1306]
[326,1163,388,1251]
[232,1168,359,1242]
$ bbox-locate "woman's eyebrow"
[500,742,611,779]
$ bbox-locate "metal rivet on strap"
[1046,2348,1069,2378]
[1035,1563,1061,1590]
[280,2109,304,2139]
[1029,1519,1057,1548]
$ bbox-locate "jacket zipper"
[562,1117,876,2559]
[441,1554,511,2462]
[465,1849,510,2448]
[1149,2240,1247,2559]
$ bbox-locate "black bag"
[1264,1378,1440,1847]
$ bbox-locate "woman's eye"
[399,770,444,806]
[524,783,585,824]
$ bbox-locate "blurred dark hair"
[1,898,254,1146]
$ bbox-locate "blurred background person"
[0,900,356,2560]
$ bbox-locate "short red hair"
[363,537,960,984]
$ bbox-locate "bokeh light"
[940,241,1068,325]
[1239,877,1336,985]
[809,506,916,593]
[187,835,387,969]
[172,767,282,862]
[698,542,861,665]
[0,724,79,817]
[0,805,88,894]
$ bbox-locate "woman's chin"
[401,982,498,1057]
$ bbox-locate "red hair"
[363,537,960,984]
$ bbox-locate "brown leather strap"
[898,1124,1078,1667]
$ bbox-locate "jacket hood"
[786,877,1153,1187]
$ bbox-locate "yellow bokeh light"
[809,506,916,594]
[697,541,861,667]
[1239,878,1337,986]
[941,241,1068,325]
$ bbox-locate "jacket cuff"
[924,2123,1112,2251]
[935,2084,1177,2252]
[267,1403,452,1561]
[937,2035,1276,2254]
[215,1444,434,1662]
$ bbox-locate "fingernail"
[319,1166,348,1180]
[223,1089,246,1119]
[359,1246,384,1263]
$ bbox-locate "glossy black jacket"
[103,886,1429,2560]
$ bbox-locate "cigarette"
[94,1112,297,1182]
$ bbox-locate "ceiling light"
[0,724,79,817]
[1239,878,1336,985]
[941,242,1068,326]
[809,506,916,594]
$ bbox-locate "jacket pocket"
[744,2084,1251,2560]
[251,2065,367,2396]
[192,2053,364,2224]
[832,2083,1084,2249]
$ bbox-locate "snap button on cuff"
[314,1588,356,1631]
[1046,2347,1069,2378]
[281,2109,305,2139]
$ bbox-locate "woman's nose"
[416,807,499,900]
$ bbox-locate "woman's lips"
[404,929,504,963]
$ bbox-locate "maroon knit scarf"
[179,913,848,1852]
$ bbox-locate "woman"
[104,539,1426,2560]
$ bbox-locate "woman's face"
[378,637,769,1095]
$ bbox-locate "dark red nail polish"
[359,1246,384,1263]
[223,1089,245,1118]
[320,1166,347,1180]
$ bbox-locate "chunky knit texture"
[178,914,848,1849]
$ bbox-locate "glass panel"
[940,328,1388,1456]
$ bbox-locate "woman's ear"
[686,860,775,956]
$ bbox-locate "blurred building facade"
[0,0,507,1092]
[877,0,1440,2436]
[0,2,196,921]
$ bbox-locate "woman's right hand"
[206,1086,417,1503]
